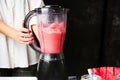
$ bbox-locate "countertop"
[0,77,37,80]
[0,76,79,80]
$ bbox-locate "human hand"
[13,27,34,44]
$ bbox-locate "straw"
[88,69,94,80]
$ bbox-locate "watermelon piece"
[114,67,120,80]
[88,67,120,80]
[88,68,102,80]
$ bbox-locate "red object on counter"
[88,67,120,80]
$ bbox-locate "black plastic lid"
[36,5,69,14]
[42,5,62,9]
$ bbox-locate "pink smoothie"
[38,22,66,54]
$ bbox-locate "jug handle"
[24,9,41,53]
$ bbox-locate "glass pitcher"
[24,5,69,80]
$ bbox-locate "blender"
[24,5,69,80]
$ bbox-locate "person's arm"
[0,20,33,44]
[31,24,40,41]
[0,20,17,39]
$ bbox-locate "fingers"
[21,31,32,38]
[19,34,34,44]
[20,27,31,33]
[20,36,34,44]
[20,28,31,38]
[19,27,34,44]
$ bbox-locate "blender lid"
[35,5,69,14]
[42,5,62,9]
[40,5,69,14]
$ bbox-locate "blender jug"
[24,5,69,80]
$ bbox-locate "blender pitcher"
[24,5,69,80]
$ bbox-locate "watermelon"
[88,67,120,80]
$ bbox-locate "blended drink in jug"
[38,22,66,54]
